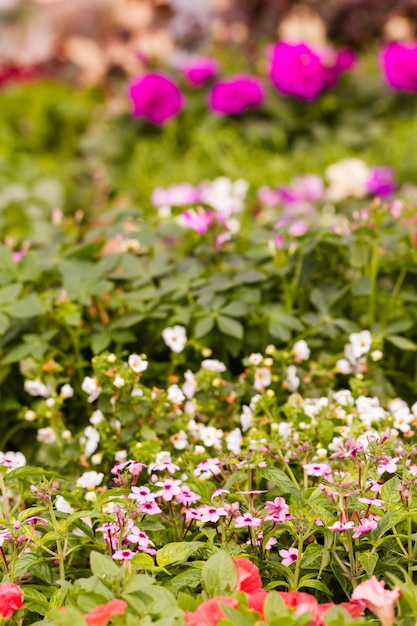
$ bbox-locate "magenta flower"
[128,73,184,125]
[328,520,355,532]
[303,462,332,477]
[181,57,218,86]
[112,549,136,561]
[154,478,182,501]
[234,513,262,528]
[209,75,264,115]
[264,497,289,523]
[366,167,395,197]
[268,41,355,101]
[380,42,417,92]
[279,547,299,566]
[352,518,378,539]
[199,505,228,523]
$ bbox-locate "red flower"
[184,597,238,626]
[233,557,263,594]
[85,599,128,626]
[0,583,23,619]
[247,589,268,616]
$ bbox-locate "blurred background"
[1,0,417,87]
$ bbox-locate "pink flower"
[351,518,378,539]
[279,547,299,566]
[379,42,417,92]
[233,557,263,593]
[154,478,182,501]
[377,457,399,475]
[0,583,23,619]
[264,497,289,522]
[268,41,355,101]
[303,462,332,477]
[328,520,355,532]
[198,505,228,523]
[209,75,264,115]
[234,513,262,528]
[181,57,218,86]
[366,167,395,197]
[112,549,136,561]
[180,208,214,234]
[184,597,238,626]
[85,599,128,626]
[128,73,184,125]
[351,577,401,626]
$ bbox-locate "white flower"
[62,430,72,440]
[201,177,248,219]
[278,422,292,439]
[76,471,104,489]
[325,158,370,202]
[226,428,242,455]
[37,427,56,444]
[393,407,413,433]
[200,425,223,449]
[253,368,272,391]
[24,410,37,422]
[183,370,197,399]
[335,358,353,375]
[0,451,26,467]
[128,354,148,373]
[55,495,74,514]
[46,398,55,408]
[171,430,188,450]
[91,453,103,465]
[349,330,372,359]
[115,450,128,462]
[113,375,125,388]
[90,409,104,426]
[131,387,143,397]
[333,389,354,405]
[60,384,74,399]
[24,380,52,398]
[240,405,254,432]
[167,384,185,404]
[85,491,97,502]
[250,394,261,410]
[81,377,101,402]
[284,365,300,392]
[82,426,100,457]
[292,340,310,361]
[248,353,263,366]
[201,359,227,372]
[162,325,187,353]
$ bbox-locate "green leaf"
[0,313,9,335]
[3,293,43,318]
[220,604,254,626]
[258,466,300,498]
[263,592,288,620]
[381,476,401,506]
[123,574,155,594]
[298,578,332,594]
[0,283,22,304]
[202,550,237,597]
[130,552,156,570]
[217,315,244,340]
[357,551,378,577]
[385,335,417,351]
[156,541,204,568]
[220,301,249,317]
[90,550,121,578]
[194,316,215,338]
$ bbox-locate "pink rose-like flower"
[184,597,238,626]
[268,41,355,101]
[209,75,264,115]
[128,73,184,125]
[181,57,218,86]
[351,577,401,626]
[380,42,417,92]
[0,583,23,619]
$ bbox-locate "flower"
[184,597,238,626]
[128,353,148,373]
[85,599,128,626]
[292,340,310,361]
[268,41,355,100]
[325,158,370,202]
[180,57,218,86]
[253,367,272,391]
[279,547,299,566]
[76,471,104,489]
[209,75,264,115]
[128,73,184,125]
[380,42,417,92]
[167,384,185,404]
[366,167,396,197]
[37,427,56,444]
[351,576,401,626]
[162,325,187,352]
[233,557,263,593]
[0,583,23,618]
[349,330,372,359]
[201,359,227,372]
[81,376,102,403]
[24,379,52,398]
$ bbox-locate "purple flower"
[181,57,218,86]
[380,42,417,92]
[268,41,355,101]
[209,75,264,115]
[128,73,184,125]
[366,167,396,197]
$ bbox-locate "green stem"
[368,241,379,328]
[47,500,66,581]
[0,475,10,522]
[292,535,304,590]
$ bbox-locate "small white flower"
[278,422,292,439]
[107,353,117,363]
[0,451,26,467]
[24,410,37,421]
[240,405,254,432]
[81,377,101,402]
[325,158,370,202]
[253,368,272,391]
[76,471,104,489]
[24,380,52,398]
[349,330,372,359]
[183,370,197,399]
[371,350,383,362]
[113,375,125,388]
[91,453,103,465]
[284,365,300,392]
[128,354,148,373]
[90,409,104,425]
[60,384,74,399]
[61,430,72,441]
[131,387,143,397]
[167,384,185,404]
[200,425,223,449]
[171,430,188,450]
[45,398,55,408]
[115,450,128,462]
[201,359,227,372]
[162,325,187,353]
[85,491,97,502]
[226,428,242,455]
[55,495,74,514]
[335,358,353,375]
[83,426,100,457]
[292,340,310,361]
[248,353,263,366]
[37,427,56,444]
